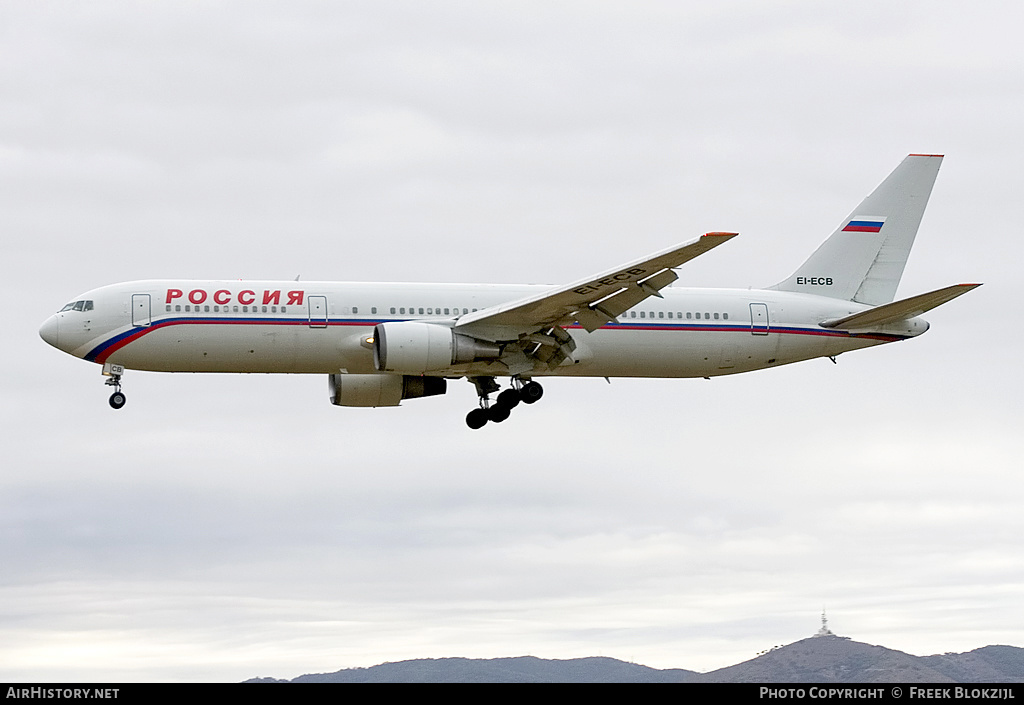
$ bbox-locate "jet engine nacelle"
[328,373,447,407]
[372,321,501,374]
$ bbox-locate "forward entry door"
[132,294,152,327]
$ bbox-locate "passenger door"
[307,295,328,328]
[132,294,152,327]
[749,302,769,335]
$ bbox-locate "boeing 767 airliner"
[39,154,979,428]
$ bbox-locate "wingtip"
[703,231,739,238]
[909,153,944,158]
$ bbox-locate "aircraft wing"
[455,232,737,343]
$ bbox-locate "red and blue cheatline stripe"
[83,316,382,364]
[84,315,913,365]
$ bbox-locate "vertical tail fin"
[771,154,943,305]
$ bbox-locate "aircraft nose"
[39,315,60,349]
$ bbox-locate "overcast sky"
[2,0,1022,682]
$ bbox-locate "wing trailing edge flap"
[575,268,679,332]
[820,283,981,330]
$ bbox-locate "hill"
[245,638,1024,683]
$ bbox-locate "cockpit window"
[59,300,94,313]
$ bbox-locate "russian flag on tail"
[843,215,886,233]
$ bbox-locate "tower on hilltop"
[815,608,835,637]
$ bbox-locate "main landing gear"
[103,364,126,409]
[465,376,544,429]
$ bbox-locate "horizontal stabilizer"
[820,283,981,330]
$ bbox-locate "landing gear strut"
[465,377,544,429]
[103,364,126,410]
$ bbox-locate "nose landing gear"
[103,363,126,409]
[465,376,544,429]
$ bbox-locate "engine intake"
[373,321,501,373]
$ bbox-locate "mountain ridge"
[245,637,1024,683]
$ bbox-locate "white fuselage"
[39,279,928,379]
